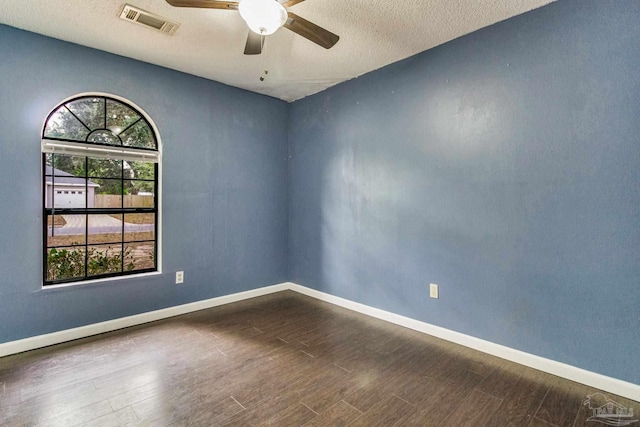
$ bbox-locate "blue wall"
[288,1,640,384]
[1,0,639,386]
[0,25,289,342]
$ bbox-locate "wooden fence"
[94,195,154,208]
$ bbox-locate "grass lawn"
[47,231,155,247]
[109,213,155,224]
[47,216,67,227]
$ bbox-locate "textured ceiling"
[0,0,553,102]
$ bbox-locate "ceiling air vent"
[119,4,180,35]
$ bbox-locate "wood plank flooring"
[0,291,637,426]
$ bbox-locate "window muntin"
[42,95,159,286]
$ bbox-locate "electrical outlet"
[429,283,439,299]
[176,271,184,284]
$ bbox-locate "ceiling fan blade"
[284,12,339,49]
[280,0,305,7]
[244,31,264,55]
[165,0,238,10]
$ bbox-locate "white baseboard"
[1,281,638,401]
[0,282,289,358]
[287,283,640,402]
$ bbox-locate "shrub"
[47,246,136,282]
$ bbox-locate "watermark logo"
[583,393,637,426]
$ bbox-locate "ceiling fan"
[165,0,339,55]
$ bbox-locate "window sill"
[41,271,162,291]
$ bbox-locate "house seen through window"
[42,94,160,286]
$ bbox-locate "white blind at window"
[41,139,160,163]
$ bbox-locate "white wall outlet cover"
[429,283,439,299]
[176,271,184,284]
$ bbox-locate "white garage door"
[54,189,85,208]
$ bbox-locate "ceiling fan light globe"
[238,0,287,36]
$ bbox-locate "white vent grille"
[119,4,180,36]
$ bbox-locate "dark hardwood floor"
[0,291,637,426]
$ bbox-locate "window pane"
[50,181,86,209]
[87,244,123,277]
[46,246,86,282]
[47,214,66,228]
[45,154,54,174]
[49,154,86,177]
[128,161,155,180]
[44,107,90,141]
[88,157,122,179]
[47,154,87,209]
[120,119,156,149]
[47,214,86,247]
[106,99,140,132]
[88,214,122,244]
[92,178,122,209]
[124,213,155,242]
[124,242,155,271]
[87,130,121,146]
[124,181,155,207]
[65,97,105,130]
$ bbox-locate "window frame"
[41,94,162,287]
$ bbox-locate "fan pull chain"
[260,33,268,82]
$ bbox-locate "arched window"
[42,94,160,286]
